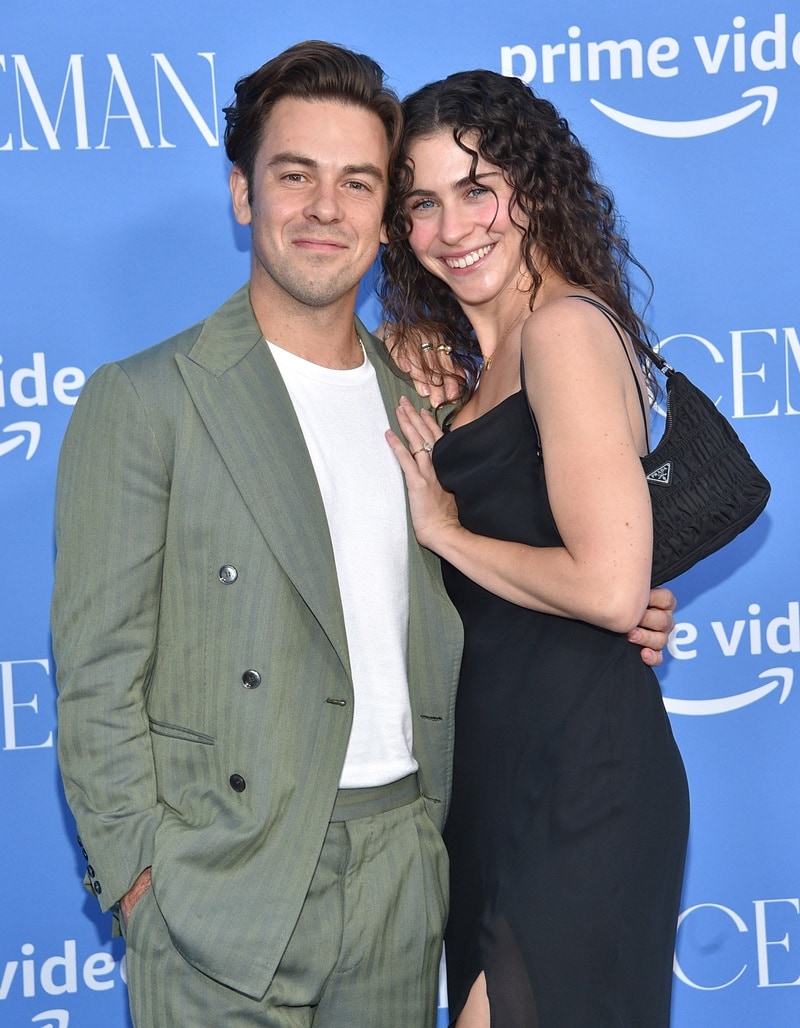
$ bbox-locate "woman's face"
[404,129,528,314]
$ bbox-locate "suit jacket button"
[229,774,246,792]
[93,880,102,894]
[218,564,238,584]
[87,865,95,878]
[242,669,261,689]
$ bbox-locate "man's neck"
[249,282,364,370]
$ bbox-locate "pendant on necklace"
[482,302,529,374]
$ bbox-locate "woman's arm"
[386,298,653,633]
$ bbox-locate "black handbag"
[571,296,771,586]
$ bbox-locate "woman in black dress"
[383,71,689,1027]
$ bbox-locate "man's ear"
[380,223,389,245]
[229,164,252,226]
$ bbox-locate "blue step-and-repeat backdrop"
[2,1,798,1025]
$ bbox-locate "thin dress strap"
[519,350,542,458]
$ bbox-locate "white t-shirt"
[267,338,417,788]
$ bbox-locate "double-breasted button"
[229,774,246,793]
[241,669,261,689]
[219,565,238,584]
[93,880,102,894]
[87,865,95,878]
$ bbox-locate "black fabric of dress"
[435,390,689,1027]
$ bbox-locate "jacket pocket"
[148,718,215,745]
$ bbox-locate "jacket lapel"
[176,288,350,678]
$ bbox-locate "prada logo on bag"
[647,462,673,486]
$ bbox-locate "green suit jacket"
[52,286,463,999]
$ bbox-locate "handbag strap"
[566,294,674,375]
[519,294,662,455]
[565,295,656,449]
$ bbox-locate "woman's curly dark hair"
[380,69,655,404]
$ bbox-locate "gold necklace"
[483,303,529,372]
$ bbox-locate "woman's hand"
[385,397,461,551]
[377,324,463,407]
[627,587,677,666]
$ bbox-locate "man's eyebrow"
[266,152,317,169]
[267,153,385,181]
[343,162,386,182]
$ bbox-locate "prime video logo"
[663,602,797,716]
[0,353,85,460]
[502,13,796,137]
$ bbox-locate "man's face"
[230,97,390,313]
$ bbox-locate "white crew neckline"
[265,337,371,385]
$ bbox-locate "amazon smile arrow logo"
[0,421,41,459]
[590,85,778,138]
[32,1012,69,1028]
[664,667,793,716]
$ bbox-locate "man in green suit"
[52,41,674,1027]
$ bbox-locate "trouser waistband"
[330,772,420,822]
